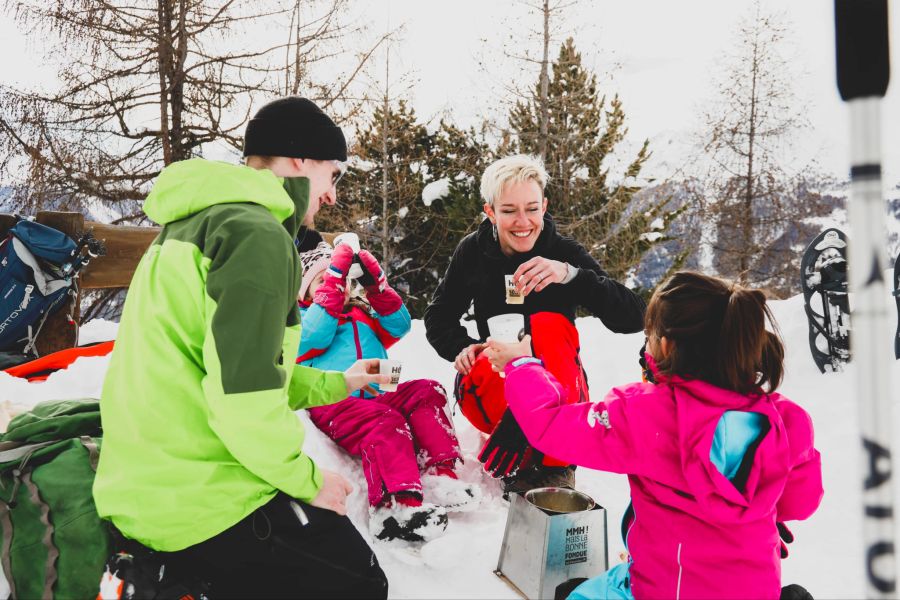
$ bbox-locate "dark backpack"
[0,398,113,599]
[0,219,105,355]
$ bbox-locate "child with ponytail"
[485,271,823,600]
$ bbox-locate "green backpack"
[0,398,113,599]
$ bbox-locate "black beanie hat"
[242,97,347,161]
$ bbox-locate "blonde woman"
[424,154,646,494]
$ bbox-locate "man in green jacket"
[94,97,389,598]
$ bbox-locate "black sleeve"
[424,240,480,362]
[564,240,647,334]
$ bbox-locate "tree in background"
[0,0,378,222]
[0,0,381,321]
[506,36,680,284]
[698,0,831,295]
[318,100,490,316]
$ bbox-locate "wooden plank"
[79,222,160,289]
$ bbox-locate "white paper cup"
[505,274,524,304]
[487,314,526,344]
[333,232,364,279]
[379,359,402,392]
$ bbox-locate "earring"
[492,223,498,241]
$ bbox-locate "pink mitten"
[313,244,354,317]
[357,250,402,315]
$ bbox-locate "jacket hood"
[144,159,298,229]
[476,213,557,260]
[656,369,792,522]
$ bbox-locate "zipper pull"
[289,500,309,526]
[20,285,33,309]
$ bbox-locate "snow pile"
[0,290,898,597]
[422,179,451,207]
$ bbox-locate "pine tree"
[317,102,489,316]
[507,37,677,283]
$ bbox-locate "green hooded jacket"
[93,159,348,551]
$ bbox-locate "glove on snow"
[357,250,403,315]
[313,243,354,317]
[478,409,531,478]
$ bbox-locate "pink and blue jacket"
[297,300,411,397]
[503,356,823,600]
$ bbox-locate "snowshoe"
[370,501,448,542]
[893,252,899,359]
[800,228,851,373]
[421,474,482,512]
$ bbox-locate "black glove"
[777,521,794,559]
[780,584,813,600]
[478,409,530,478]
[354,255,378,288]
[639,340,655,383]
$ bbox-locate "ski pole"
[835,1,894,597]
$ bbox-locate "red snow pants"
[308,379,461,506]
[454,312,589,467]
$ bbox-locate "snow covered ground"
[1,289,899,598]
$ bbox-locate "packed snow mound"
[0,289,899,598]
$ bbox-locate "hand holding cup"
[486,314,527,377]
[485,335,533,375]
[378,359,402,392]
[344,358,391,395]
[512,257,568,297]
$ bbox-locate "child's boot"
[369,493,448,542]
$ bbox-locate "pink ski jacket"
[503,358,823,600]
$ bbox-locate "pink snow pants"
[307,379,462,506]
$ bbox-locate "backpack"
[0,219,105,356]
[0,398,113,599]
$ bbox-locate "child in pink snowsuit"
[485,271,823,600]
[297,242,479,542]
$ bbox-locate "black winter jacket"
[424,215,646,362]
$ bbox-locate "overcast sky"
[2,0,898,185]
[359,0,900,185]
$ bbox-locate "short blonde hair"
[480,154,549,207]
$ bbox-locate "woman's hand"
[485,335,533,373]
[344,358,390,395]
[454,342,486,375]
[513,257,568,296]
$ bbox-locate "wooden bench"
[0,211,338,355]
[0,212,160,355]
